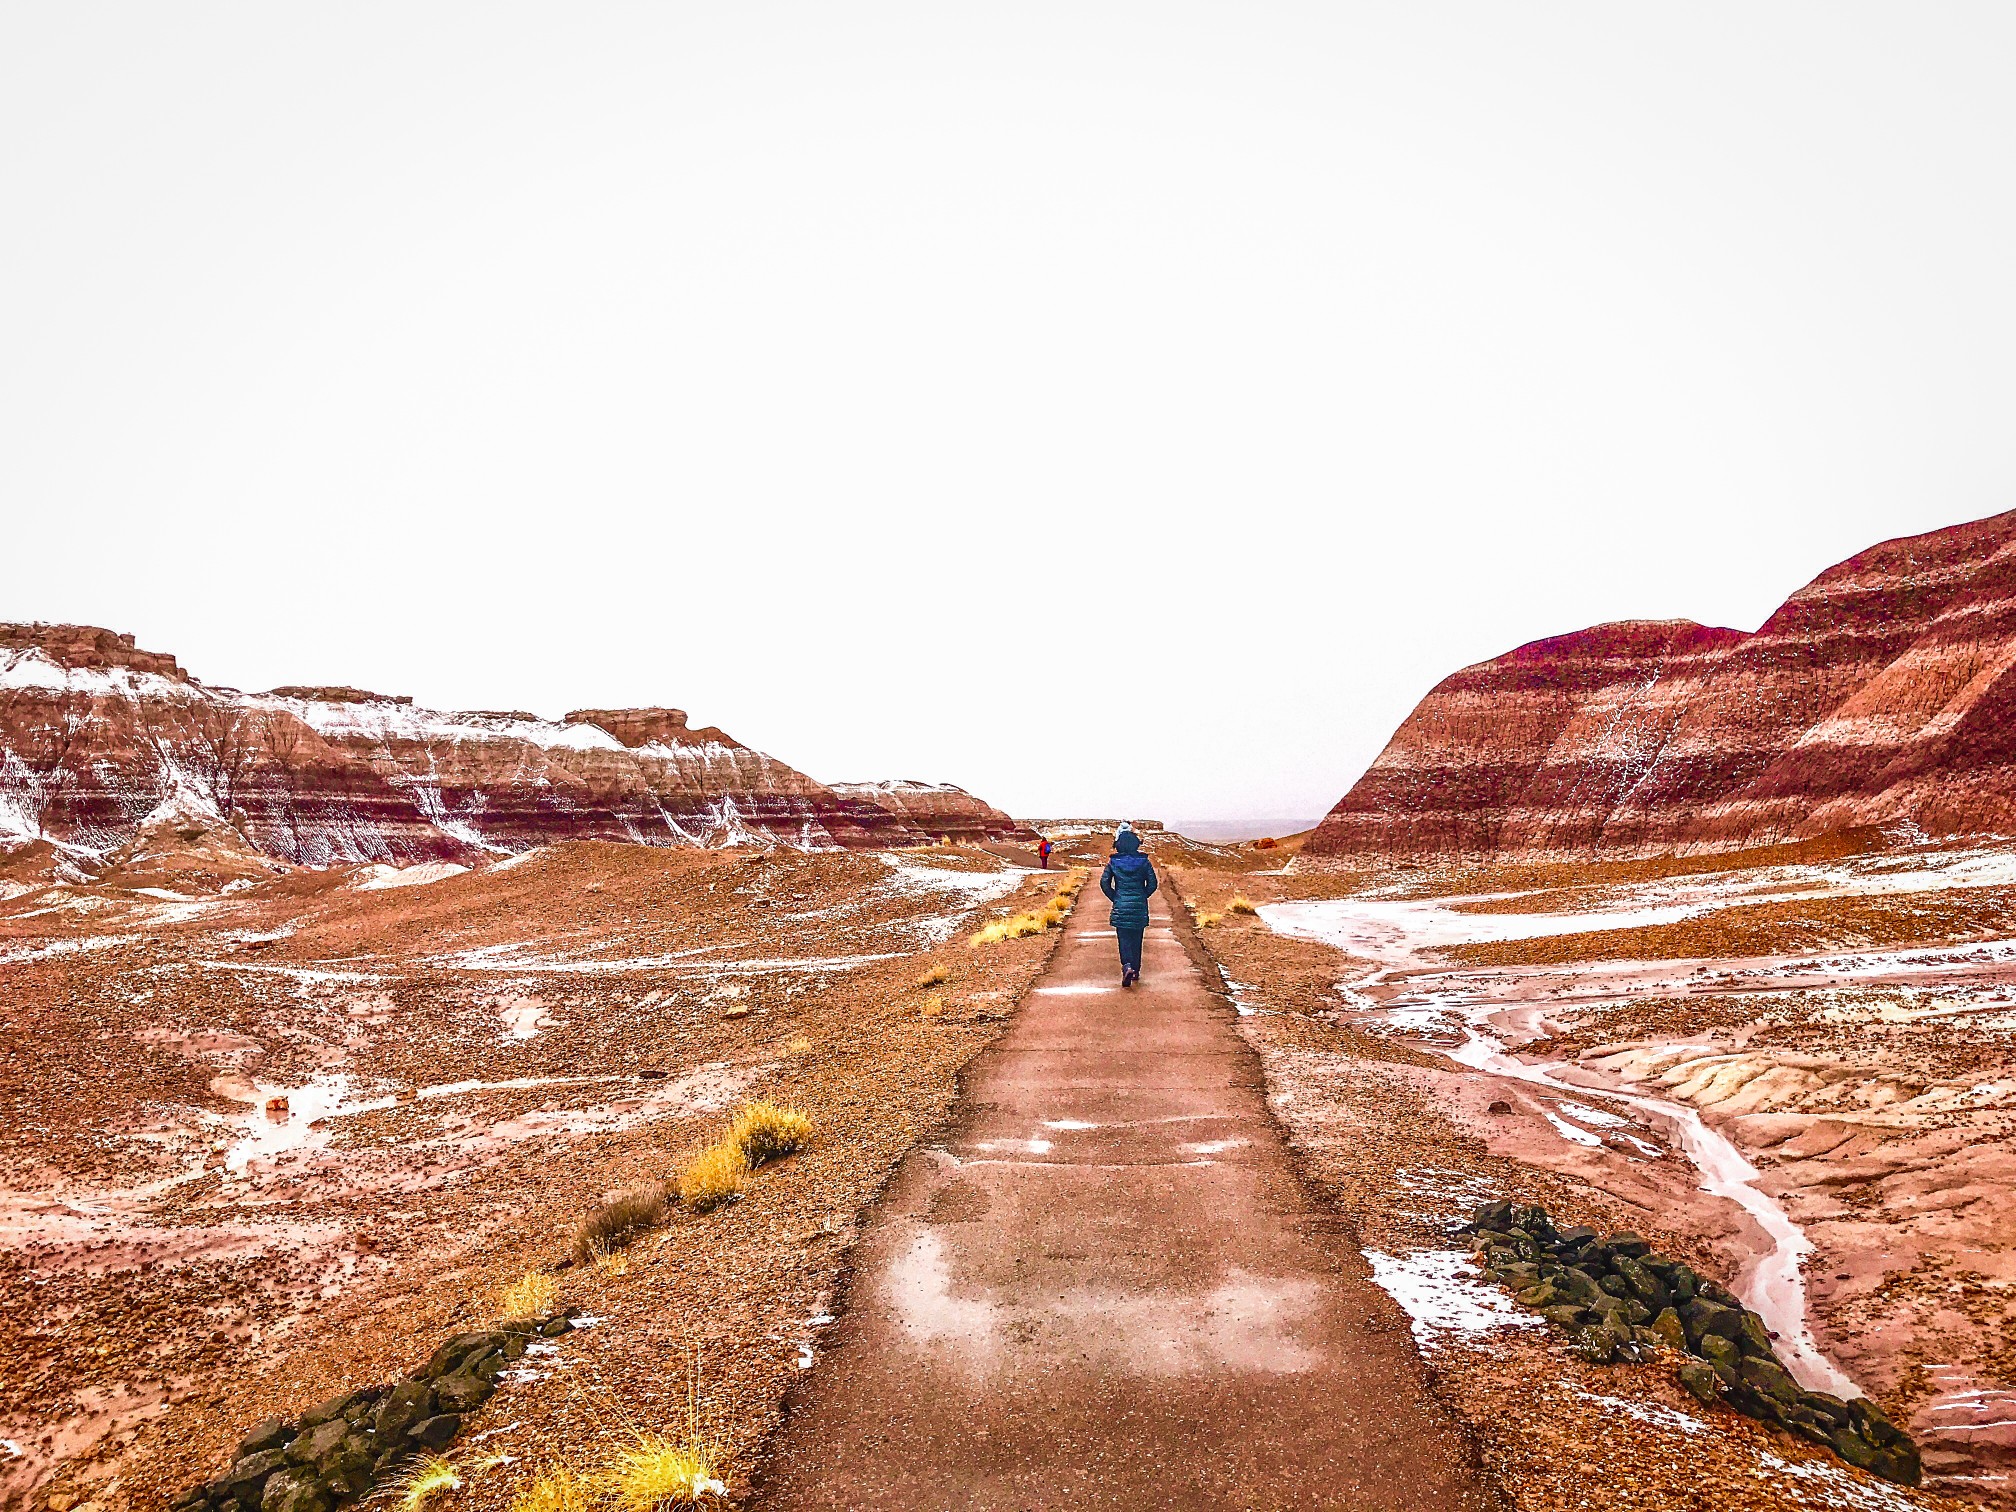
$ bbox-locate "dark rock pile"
[170,1313,577,1512]
[1462,1201,1920,1487]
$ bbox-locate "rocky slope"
[1310,508,2016,859]
[0,624,1025,868]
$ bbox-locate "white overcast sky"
[5,5,2014,825]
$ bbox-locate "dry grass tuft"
[919,994,947,1020]
[914,963,950,988]
[509,1464,594,1512]
[391,1455,475,1512]
[603,1435,726,1508]
[1225,896,1259,916]
[1194,911,1222,929]
[971,907,1061,946]
[497,1269,559,1324]
[783,1035,813,1055]
[727,1100,813,1165]
[589,1242,633,1279]
[572,1182,669,1262]
[676,1141,749,1212]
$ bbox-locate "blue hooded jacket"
[1100,829,1158,930]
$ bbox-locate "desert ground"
[11,821,2016,1512]
[2,836,1076,1511]
[1172,829,2016,1510]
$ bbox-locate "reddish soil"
[1172,838,2016,1509]
[3,840,1071,1510]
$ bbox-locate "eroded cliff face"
[828,780,1037,844]
[1309,508,2016,859]
[0,627,984,866]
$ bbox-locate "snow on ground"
[1361,1248,1544,1347]
[1753,1452,1925,1511]
[353,861,469,890]
[436,943,905,976]
[1268,846,2016,971]
[1568,1388,1709,1436]
[0,935,129,965]
[877,856,1036,944]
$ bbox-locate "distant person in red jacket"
[1037,835,1054,869]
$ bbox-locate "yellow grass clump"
[392,1456,473,1512]
[509,1465,593,1512]
[971,908,1059,946]
[497,1270,558,1325]
[914,963,950,988]
[919,994,947,1020]
[1226,896,1259,916]
[602,1435,726,1509]
[572,1182,669,1262]
[727,1100,814,1165]
[590,1243,633,1279]
[676,1142,749,1211]
[1195,912,1222,929]
[783,1035,813,1056]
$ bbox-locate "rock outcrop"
[0,625,1015,867]
[1464,1201,1920,1485]
[828,780,1037,845]
[1309,508,2016,859]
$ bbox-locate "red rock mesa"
[0,624,1029,868]
[1309,508,2016,858]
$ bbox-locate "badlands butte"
[7,504,2016,1512]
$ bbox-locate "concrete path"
[754,876,1505,1510]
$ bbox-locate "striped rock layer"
[829,780,1036,845]
[1309,508,2016,859]
[0,624,1025,867]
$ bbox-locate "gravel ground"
[4,841,1075,1511]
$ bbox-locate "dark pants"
[1116,926,1145,977]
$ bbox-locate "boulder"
[1736,1354,1802,1405]
[236,1421,295,1459]
[296,1388,374,1430]
[221,1449,288,1502]
[431,1369,496,1415]
[258,1471,329,1512]
[423,1332,506,1380]
[1677,1359,1723,1405]
[283,1421,350,1468]
[1647,1307,1686,1353]
[373,1381,437,1444]
[408,1415,461,1450]
[1616,1257,1668,1309]
[1698,1335,1743,1384]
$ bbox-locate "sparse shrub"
[572,1182,669,1262]
[676,1142,749,1211]
[1253,837,1278,850]
[784,1035,813,1056]
[727,1100,813,1165]
[1226,896,1258,916]
[1195,912,1222,929]
[497,1269,558,1324]
[915,963,950,988]
[510,1465,593,1512]
[920,994,946,1020]
[602,1435,726,1508]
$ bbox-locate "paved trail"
[756,878,1503,1510]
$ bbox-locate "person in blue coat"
[1099,824,1159,987]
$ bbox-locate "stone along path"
[754,878,1504,1510]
